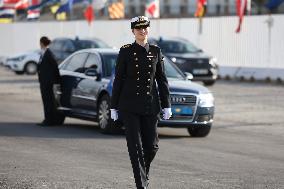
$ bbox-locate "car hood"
[9,50,40,59]
[168,78,211,94]
[165,52,212,59]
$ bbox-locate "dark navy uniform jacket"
[37,48,60,85]
[111,42,171,115]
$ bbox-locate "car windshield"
[75,40,97,49]
[93,39,110,48]
[159,40,200,53]
[101,53,185,79]
[101,53,118,77]
[164,57,185,79]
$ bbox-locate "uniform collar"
[134,41,150,52]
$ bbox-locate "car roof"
[149,37,188,43]
[75,48,119,54]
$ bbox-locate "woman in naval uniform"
[110,16,172,189]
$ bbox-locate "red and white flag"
[235,0,249,33]
[14,0,29,9]
[195,0,207,18]
[84,4,94,25]
[145,0,159,18]
[27,0,40,19]
[27,9,39,19]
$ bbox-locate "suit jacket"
[37,48,60,85]
[111,42,171,115]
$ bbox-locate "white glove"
[110,109,118,121]
[163,108,172,120]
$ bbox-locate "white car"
[6,50,40,75]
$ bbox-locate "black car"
[148,37,218,86]
[49,37,111,63]
[53,49,215,137]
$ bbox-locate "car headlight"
[198,93,214,107]
[171,57,186,64]
[11,55,26,62]
[209,57,217,66]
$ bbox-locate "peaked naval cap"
[131,16,150,29]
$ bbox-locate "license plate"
[171,105,193,115]
[193,69,208,75]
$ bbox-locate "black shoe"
[36,121,55,126]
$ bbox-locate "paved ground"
[0,66,283,189]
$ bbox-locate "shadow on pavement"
[0,122,191,139]
[0,122,123,139]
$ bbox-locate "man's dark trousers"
[121,111,159,188]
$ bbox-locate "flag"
[247,0,251,14]
[55,0,83,14]
[84,4,93,25]
[0,7,15,16]
[27,9,39,19]
[56,1,69,13]
[108,1,124,19]
[235,0,247,33]
[145,0,159,18]
[265,0,284,10]
[0,18,12,22]
[56,11,66,20]
[0,7,14,22]
[28,0,59,11]
[50,3,59,13]
[14,0,29,9]
[194,0,207,17]
[26,0,40,20]
[2,0,19,8]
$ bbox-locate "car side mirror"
[184,72,193,80]
[85,68,102,81]
[85,68,98,76]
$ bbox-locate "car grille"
[185,58,210,68]
[170,95,197,105]
[170,115,193,120]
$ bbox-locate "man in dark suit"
[110,16,172,189]
[37,36,62,126]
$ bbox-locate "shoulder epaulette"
[121,44,131,49]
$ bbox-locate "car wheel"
[187,125,211,137]
[203,80,215,86]
[15,71,24,75]
[25,62,37,75]
[98,95,114,134]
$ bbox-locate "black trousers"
[121,111,159,188]
[39,83,57,124]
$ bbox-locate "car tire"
[187,125,211,137]
[203,80,215,86]
[15,71,24,75]
[97,94,115,134]
[25,61,37,75]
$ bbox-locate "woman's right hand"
[110,109,118,121]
